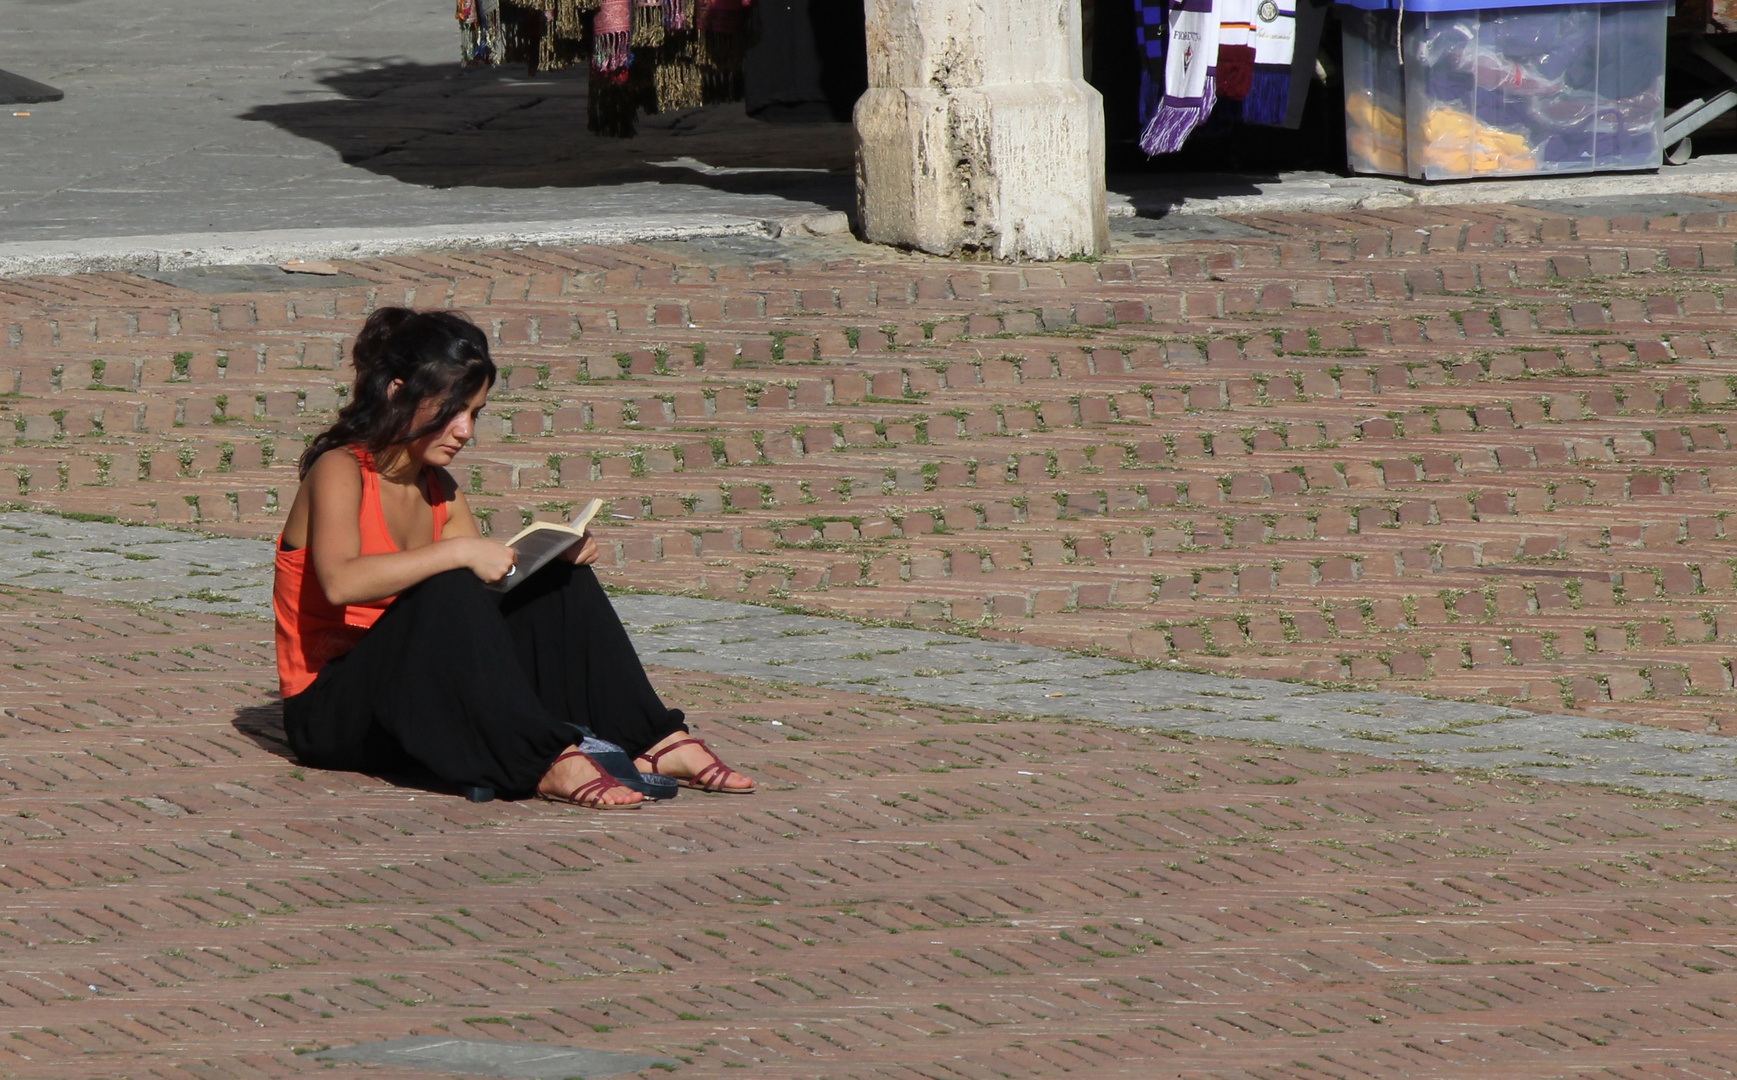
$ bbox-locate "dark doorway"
[743,0,870,123]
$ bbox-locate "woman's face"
[406,384,489,468]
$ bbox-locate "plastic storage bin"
[1341,0,1667,179]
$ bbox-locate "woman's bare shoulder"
[305,446,364,495]
[283,448,361,547]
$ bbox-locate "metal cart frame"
[1662,34,1737,161]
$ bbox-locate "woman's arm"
[439,483,483,539]
[306,451,513,605]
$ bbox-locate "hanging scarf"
[1140,0,1219,155]
[595,0,632,71]
[1133,0,1168,129]
[633,0,667,47]
[1243,0,1297,125]
[1216,0,1255,101]
[457,0,507,63]
[459,0,752,134]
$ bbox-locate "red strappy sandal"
[636,736,755,794]
[537,749,641,810]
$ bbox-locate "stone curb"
[1112,156,1737,217]
[0,216,783,279]
[12,160,1737,279]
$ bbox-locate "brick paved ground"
[12,206,1737,1076]
[11,205,1737,727]
[10,583,1737,1079]
[17,509,1737,801]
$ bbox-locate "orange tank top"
[273,446,449,698]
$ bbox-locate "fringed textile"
[655,53,705,110]
[595,0,632,71]
[459,0,753,135]
[1242,0,1296,126]
[633,0,668,47]
[457,0,509,64]
[552,0,589,36]
[539,4,588,71]
[1140,0,1220,155]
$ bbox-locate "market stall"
[448,1,1737,182]
[1122,0,1737,178]
[456,0,753,135]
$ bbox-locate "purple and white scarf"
[1140,0,1219,155]
[1243,0,1297,126]
[1217,0,1256,100]
[1134,0,1168,130]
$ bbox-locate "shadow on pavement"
[232,701,291,759]
[240,59,855,209]
[0,67,63,105]
[231,700,517,800]
[1110,173,1277,220]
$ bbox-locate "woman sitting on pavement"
[272,307,755,807]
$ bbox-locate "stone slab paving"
[9,583,1737,1079]
[1,0,847,246]
[23,0,1737,272]
[620,595,1737,799]
[13,206,1737,730]
[0,511,272,617]
[310,1035,677,1077]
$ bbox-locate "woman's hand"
[559,534,601,567]
[448,536,517,583]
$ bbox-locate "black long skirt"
[282,563,686,793]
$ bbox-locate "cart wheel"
[1666,137,1694,166]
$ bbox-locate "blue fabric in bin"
[1339,0,1666,178]
[1334,0,1655,9]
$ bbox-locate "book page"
[569,497,603,535]
[488,499,604,593]
[485,526,582,592]
[513,527,581,568]
[502,498,603,548]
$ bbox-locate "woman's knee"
[407,567,495,608]
[556,562,608,600]
[385,569,504,640]
[513,560,605,606]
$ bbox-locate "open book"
[486,498,603,593]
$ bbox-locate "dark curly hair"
[299,308,497,478]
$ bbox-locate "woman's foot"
[537,746,644,809]
[635,733,756,794]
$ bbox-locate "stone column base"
[854,1,1108,262]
